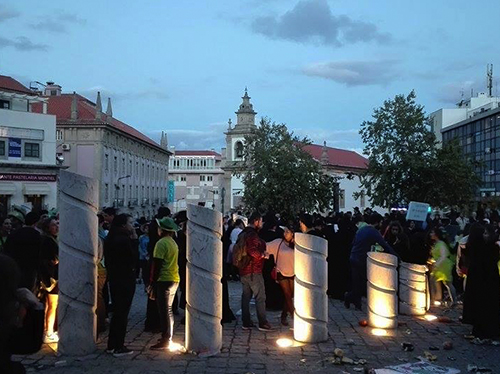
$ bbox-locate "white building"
[221,89,373,213]
[303,142,372,212]
[168,150,224,213]
[0,75,58,216]
[32,82,171,219]
[431,92,500,143]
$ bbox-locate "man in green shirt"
[149,217,180,350]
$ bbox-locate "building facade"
[168,150,224,213]
[221,90,373,213]
[303,142,372,212]
[431,91,500,144]
[0,76,59,217]
[32,83,171,219]
[442,106,500,199]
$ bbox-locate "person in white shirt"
[266,227,295,326]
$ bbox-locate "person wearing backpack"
[233,212,272,331]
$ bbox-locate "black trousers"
[345,259,367,307]
[96,267,107,335]
[107,277,136,350]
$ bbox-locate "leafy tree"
[236,118,338,219]
[359,90,480,209]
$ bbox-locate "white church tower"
[221,88,257,211]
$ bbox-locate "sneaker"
[43,332,59,344]
[150,340,169,351]
[242,322,255,330]
[113,347,134,357]
[106,348,115,354]
[258,322,273,332]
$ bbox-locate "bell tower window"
[235,141,244,159]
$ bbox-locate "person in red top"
[240,212,272,331]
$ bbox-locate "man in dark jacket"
[239,212,272,331]
[104,214,137,357]
[345,213,398,310]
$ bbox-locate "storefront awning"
[0,182,16,195]
[23,183,52,195]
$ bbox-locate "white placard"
[406,201,429,222]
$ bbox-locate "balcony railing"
[128,198,138,207]
[115,199,124,207]
[141,198,149,207]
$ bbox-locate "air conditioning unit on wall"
[62,144,71,151]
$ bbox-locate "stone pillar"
[57,170,99,356]
[399,262,429,315]
[367,252,398,329]
[186,204,223,356]
[294,233,328,343]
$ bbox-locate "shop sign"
[0,173,56,182]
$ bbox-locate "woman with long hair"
[0,216,12,252]
[266,227,295,326]
[39,217,59,344]
[149,217,180,350]
[384,221,410,262]
[428,228,457,306]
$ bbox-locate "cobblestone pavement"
[14,281,500,374]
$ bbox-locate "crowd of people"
[222,206,500,343]
[1,202,500,373]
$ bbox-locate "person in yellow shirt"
[149,217,180,350]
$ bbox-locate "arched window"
[235,141,244,158]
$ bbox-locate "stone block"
[185,204,223,356]
[57,170,98,356]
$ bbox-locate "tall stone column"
[294,233,328,343]
[367,252,398,329]
[57,170,99,356]
[399,262,429,315]
[186,204,223,356]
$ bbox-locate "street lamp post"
[115,175,131,208]
[208,190,216,209]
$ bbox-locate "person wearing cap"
[149,217,180,350]
[7,210,24,232]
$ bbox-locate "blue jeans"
[241,274,267,326]
[156,281,179,341]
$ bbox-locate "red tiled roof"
[31,93,166,151]
[0,75,33,94]
[303,143,368,170]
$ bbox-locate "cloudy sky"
[1,0,499,154]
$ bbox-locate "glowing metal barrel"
[294,233,328,343]
[367,252,398,329]
[399,262,430,315]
